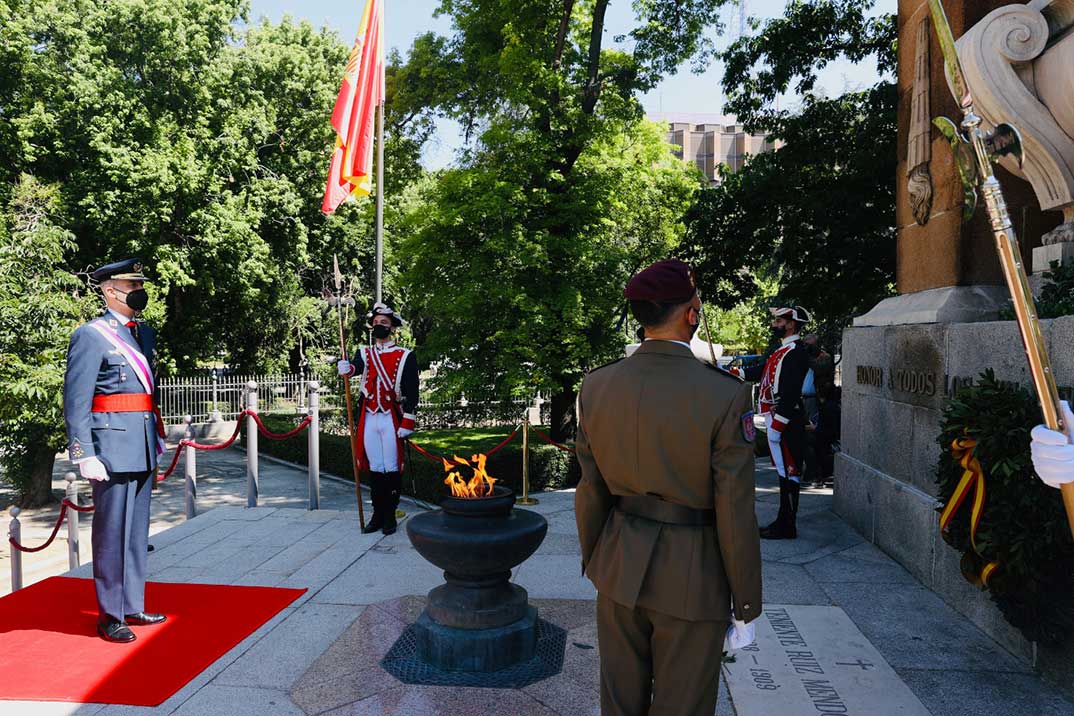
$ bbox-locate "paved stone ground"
[0,442,380,594]
[3,453,1073,715]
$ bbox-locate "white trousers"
[765,413,799,483]
[364,410,398,472]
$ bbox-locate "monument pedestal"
[836,316,1074,686]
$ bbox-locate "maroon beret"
[624,259,697,303]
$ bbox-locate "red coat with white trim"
[342,341,420,471]
[742,337,810,432]
[356,342,419,430]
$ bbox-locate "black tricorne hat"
[769,305,811,325]
[366,301,405,327]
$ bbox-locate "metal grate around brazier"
[380,618,566,689]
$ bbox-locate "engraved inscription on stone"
[723,605,930,715]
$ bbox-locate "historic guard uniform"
[575,260,762,716]
[63,258,167,642]
[739,305,811,539]
[338,302,419,534]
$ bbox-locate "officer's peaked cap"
[624,259,697,304]
[90,258,148,283]
[367,301,405,327]
[770,305,811,325]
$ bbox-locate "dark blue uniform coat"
[63,309,160,621]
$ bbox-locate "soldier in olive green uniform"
[575,260,763,716]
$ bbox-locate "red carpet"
[0,577,306,706]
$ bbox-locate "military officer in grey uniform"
[64,258,167,643]
[576,260,763,716]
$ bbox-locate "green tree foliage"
[682,0,897,346]
[0,0,431,499]
[1,0,424,375]
[938,371,1074,645]
[402,122,697,410]
[0,176,97,506]
[393,0,732,437]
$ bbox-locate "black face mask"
[770,325,787,340]
[372,324,391,340]
[115,287,149,312]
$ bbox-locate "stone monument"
[836,0,1074,694]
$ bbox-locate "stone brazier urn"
[405,485,548,671]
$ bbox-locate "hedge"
[244,414,580,506]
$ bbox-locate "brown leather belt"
[92,393,153,412]
[615,495,715,526]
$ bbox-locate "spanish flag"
[322,0,384,214]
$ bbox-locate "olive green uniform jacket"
[575,339,762,624]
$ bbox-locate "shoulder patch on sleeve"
[741,411,756,443]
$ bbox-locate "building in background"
[650,113,778,183]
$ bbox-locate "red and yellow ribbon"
[940,437,1000,587]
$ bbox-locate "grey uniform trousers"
[598,592,728,716]
[90,470,152,621]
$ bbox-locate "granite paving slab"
[724,604,930,715]
[7,455,1073,714]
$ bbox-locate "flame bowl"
[406,486,548,586]
[405,486,550,671]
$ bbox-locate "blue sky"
[247,0,895,167]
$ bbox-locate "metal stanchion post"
[308,381,320,511]
[184,415,197,519]
[210,370,221,422]
[246,380,259,508]
[65,473,80,569]
[517,411,538,506]
[8,507,22,592]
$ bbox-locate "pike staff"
[331,255,366,529]
[928,0,1074,536]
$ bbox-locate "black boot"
[382,472,400,535]
[760,477,794,540]
[362,473,385,534]
[786,479,800,539]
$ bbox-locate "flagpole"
[375,102,384,304]
[375,0,385,304]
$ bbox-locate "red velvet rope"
[10,411,316,551]
[529,426,576,453]
[247,411,313,441]
[155,410,312,482]
[408,426,521,466]
[8,499,94,553]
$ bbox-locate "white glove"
[78,456,109,482]
[1030,400,1074,489]
[337,359,352,377]
[397,427,413,439]
[724,618,755,651]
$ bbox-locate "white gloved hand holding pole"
[78,456,109,482]
[1030,400,1074,489]
[337,359,353,377]
[397,427,413,439]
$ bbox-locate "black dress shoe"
[125,612,167,626]
[381,523,396,535]
[147,544,155,552]
[98,619,136,643]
